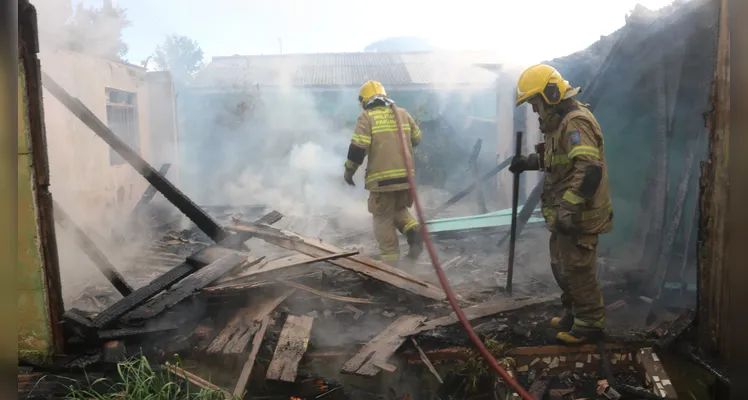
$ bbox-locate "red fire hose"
[391,105,535,400]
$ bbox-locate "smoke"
[30,0,170,308]
[178,54,504,238]
[28,0,708,319]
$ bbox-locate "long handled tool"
[506,131,523,294]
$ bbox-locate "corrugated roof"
[192,51,499,89]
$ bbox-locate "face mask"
[531,99,555,133]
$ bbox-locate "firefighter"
[343,80,424,264]
[510,64,613,344]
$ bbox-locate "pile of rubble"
[46,203,688,399]
[30,72,690,400]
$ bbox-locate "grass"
[456,335,508,391]
[63,354,236,400]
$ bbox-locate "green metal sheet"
[425,206,544,233]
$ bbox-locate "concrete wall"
[146,71,180,174]
[39,50,178,231]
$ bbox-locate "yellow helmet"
[359,80,387,104]
[515,64,580,107]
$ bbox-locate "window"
[105,88,139,165]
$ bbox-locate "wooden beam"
[207,288,294,354]
[228,224,446,301]
[342,315,427,376]
[266,315,314,382]
[697,0,731,361]
[233,315,270,398]
[123,253,256,322]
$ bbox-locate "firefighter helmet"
[359,80,387,105]
[515,64,580,107]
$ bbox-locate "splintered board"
[207,288,295,354]
[265,315,314,382]
[123,253,256,322]
[342,315,427,376]
[407,295,558,335]
[228,224,446,301]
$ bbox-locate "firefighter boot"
[555,318,604,345]
[405,227,423,260]
[550,313,574,331]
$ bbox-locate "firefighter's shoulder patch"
[569,130,581,146]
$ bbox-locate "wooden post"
[697,0,730,362]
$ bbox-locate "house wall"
[18,2,65,364]
[18,56,56,365]
[39,50,178,231]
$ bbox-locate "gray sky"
[95,0,676,64]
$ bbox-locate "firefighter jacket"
[345,105,422,192]
[539,101,613,235]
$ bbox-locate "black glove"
[554,206,577,235]
[344,168,355,186]
[509,154,538,174]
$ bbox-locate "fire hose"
[391,105,535,400]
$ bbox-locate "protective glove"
[554,206,578,235]
[344,168,355,186]
[509,154,539,174]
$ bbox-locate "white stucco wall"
[39,50,178,230]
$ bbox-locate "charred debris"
[13,72,700,400]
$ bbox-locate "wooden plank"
[407,295,557,335]
[279,280,376,304]
[215,254,308,285]
[233,315,270,398]
[123,253,256,321]
[213,250,359,287]
[228,224,446,301]
[207,288,295,354]
[265,315,314,382]
[92,262,196,328]
[342,315,427,376]
[91,211,282,328]
[53,199,133,296]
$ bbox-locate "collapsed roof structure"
[17,0,733,398]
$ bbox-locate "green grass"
[63,355,236,400]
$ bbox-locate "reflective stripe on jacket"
[347,105,422,192]
[540,102,613,234]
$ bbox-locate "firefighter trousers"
[368,189,419,262]
[549,231,605,327]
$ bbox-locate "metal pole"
[507,131,523,294]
